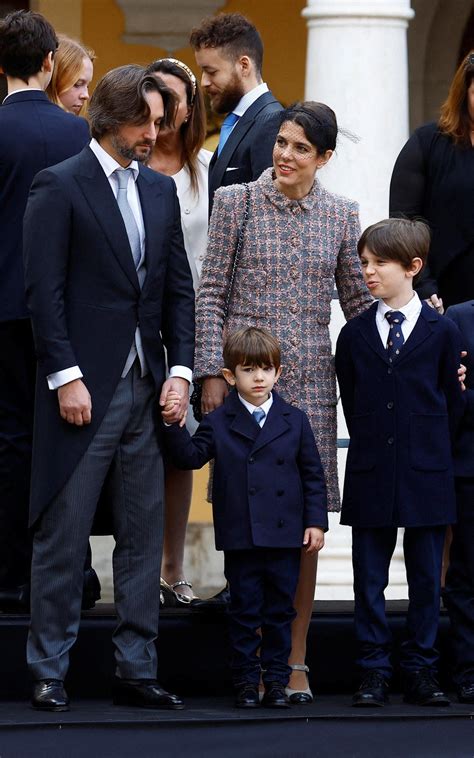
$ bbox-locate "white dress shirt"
[238,391,274,427]
[375,292,422,349]
[47,138,192,389]
[222,82,270,144]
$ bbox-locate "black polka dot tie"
[385,310,406,362]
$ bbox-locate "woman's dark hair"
[357,218,430,269]
[88,65,176,141]
[439,50,474,145]
[146,58,206,195]
[190,13,263,75]
[0,10,58,82]
[279,102,338,154]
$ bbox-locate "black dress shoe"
[352,670,389,707]
[261,682,290,708]
[457,682,474,703]
[112,679,185,709]
[191,584,231,609]
[81,567,101,611]
[403,669,450,706]
[235,684,260,708]
[32,680,69,711]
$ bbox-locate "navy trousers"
[444,477,474,686]
[352,525,446,678]
[224,547,300,687]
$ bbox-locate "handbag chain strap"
[222,183,251,322]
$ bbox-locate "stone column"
[302,1,414,601]
[303,0,414,228]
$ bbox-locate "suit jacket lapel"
[225,391,260,443]
[136,168,163,294]
[75,147,140,293]
[358,302,390,365]
[251,396,291,453]
[395,303,436,364]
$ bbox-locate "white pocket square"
[225,167,239,172]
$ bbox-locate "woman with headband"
[146,57,212,605]
[193,102,372,702]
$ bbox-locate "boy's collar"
[378,292,421,321]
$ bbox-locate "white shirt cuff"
[47,366,83,390]
[169,365,192,384]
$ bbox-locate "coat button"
[249,487,256,495]
[249,457,255,464]
[277,489,284,496]
[387,401,394,409]
[387,437,394,445]
[387,368,393,375]
[278,519,284,527]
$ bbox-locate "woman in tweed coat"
[194,102,373,701]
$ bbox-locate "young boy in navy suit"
[163,327,328,708]
[335,219,465,708]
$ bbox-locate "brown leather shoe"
[112,679,185,709]
[32,680,69,711]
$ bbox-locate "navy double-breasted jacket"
[445,300,474,478]
[164,390,328,551]
[335,301,465,528]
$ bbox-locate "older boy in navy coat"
[444,300,474,703]
[163,327,327,708]
[335,219,465,708]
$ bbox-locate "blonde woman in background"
[47,35,94,116]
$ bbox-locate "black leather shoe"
[235,684,260,708]
[191,584,230,609]
[457,682,474,703]
[352,670,389,707]
[112,679,185,709]
[261,682,290,708]
[32,680,69,711]
[81,567,101,611]
[403,669,450,706]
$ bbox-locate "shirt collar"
[238,390,274,418]
[89,137,139,181]
[2,87,43,103]
[233,82,269,118]
[377,292,422,322]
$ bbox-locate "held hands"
[160,377,189,427]
[58,379,92,426]
[303,527,325,554]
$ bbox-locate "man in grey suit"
[190,12,282,210]
[23,65,195,711]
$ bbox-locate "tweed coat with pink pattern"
[194,168,373,511]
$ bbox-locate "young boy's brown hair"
[223,327,281,374]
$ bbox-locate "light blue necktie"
[252,408,266,426]
[217,112,239,155]
[114,168,141,269]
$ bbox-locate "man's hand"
[303,527,325,553]
[459,351,467,392]
[160,377,189,427]
[425,294,444,314]
[58,379,92,426]
[201,376,228,415]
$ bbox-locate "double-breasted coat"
[335,301,465,528]
[194,168,373,511]
[164,389,328,551]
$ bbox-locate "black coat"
[0,90,90,322]
[445,300,474,477]
[208,90,282,211]
[23,146,195,525]
[335,301,465,528]
[164,390,328,551]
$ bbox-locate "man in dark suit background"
[0,10,91,610]
[23,65,195,711]
[190,12,282,210]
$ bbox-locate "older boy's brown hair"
[358,218,430,269]
[223,327,281,374]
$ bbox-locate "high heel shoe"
[285,664,313,704]
[160,578,195,607]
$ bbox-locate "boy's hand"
[161,390,182,424]
[459,351,467,392]
[303,527,325,553]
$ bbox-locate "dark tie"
[114,168,141,268]
[385,310,406,362]
[252,408,266,426]
[217,112,239,155]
